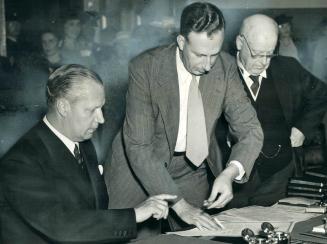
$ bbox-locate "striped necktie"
[74,144,85,170]
[249,75,260,96]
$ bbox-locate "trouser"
[167,154,210,230]
[108,153,210,237]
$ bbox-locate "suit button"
[164,162,168,168]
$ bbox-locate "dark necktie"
[74,144,85,171]
[186,75,208,166]
[249,75,260,96]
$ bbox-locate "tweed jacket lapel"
[156,45,180,154]
[155,46,226,151]
[199,54,227,140]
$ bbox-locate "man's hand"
[204,164,238,209]
[290,127,305,147]
[172,199,222,231]
[134,194,177,223]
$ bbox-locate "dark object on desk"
[241,222,290,244]
[241,228,269,243]
[291,215,327,244]
[289,177,326,187]
[288,190,325,199]
[305,167,327,179]
[287,174,327,201]
[241,228,256,242]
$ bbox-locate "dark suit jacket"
[106,44,263,208]
[0,121,137,243]
[230,56,327,175]
[265,56,327,137]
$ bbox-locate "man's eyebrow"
[193,50,220,56]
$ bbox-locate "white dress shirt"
[43,116,77,156]
[174,48,200,152]
[175,48,245,180]
[237,53,267,101]
[43,116,105,175]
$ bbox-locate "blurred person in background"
[275,14,300,61]
[40,29,63,73]
[79,11,110,67]
[307,18,327,82]
[59,11,94,68]
[60,11,82,52]
[6,12,23,67]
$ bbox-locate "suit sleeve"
[222,60,263,182]
[122,57,181,197]
[291,59,327,137]
[0,143,137,243]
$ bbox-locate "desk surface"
[132,234,228,244]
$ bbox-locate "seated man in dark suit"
[0,64,176,244]
[227,14,327,208]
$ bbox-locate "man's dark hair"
[46,64,103,107]
[180,2,225,39]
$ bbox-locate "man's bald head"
[237,14,278,76]
[240,14,278,46]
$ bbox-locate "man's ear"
[236,35,243,51]
[176,34,185,51]
[56,98,70,117]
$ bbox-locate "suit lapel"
[267,64,293,125]
[199,55,226,138]
[80,142,108,209]
[156,45,180,154]
[38,122,96,208]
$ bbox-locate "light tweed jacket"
[105,43,263,208]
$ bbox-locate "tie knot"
[249,75,260,84]
[249,75,260,96]
[191,75,198,83]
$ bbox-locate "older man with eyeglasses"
[224,14,327,208]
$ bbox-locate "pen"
[214,217,225,229]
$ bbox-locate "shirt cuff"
[228,160,245,181]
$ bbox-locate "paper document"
[312,224,326,234]
[168,199,320,237]
[167,221,293,237]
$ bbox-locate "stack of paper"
[167,221,292,237]
[312,224,326,234]
[168,199,321,237]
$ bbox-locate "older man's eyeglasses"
[241,35,278,59]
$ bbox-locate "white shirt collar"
[176,48,200,83]
[236,52,267,100]
[43,116,77,156]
